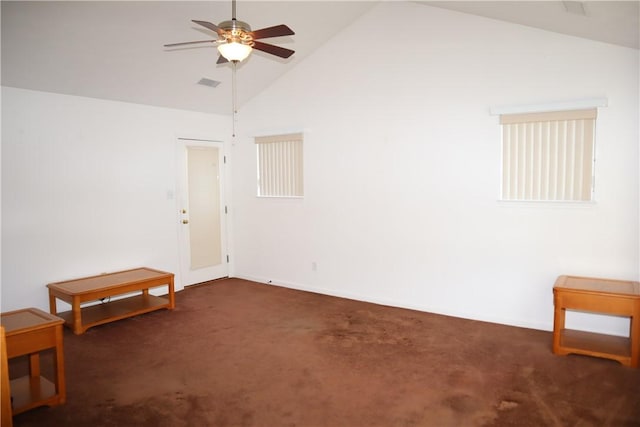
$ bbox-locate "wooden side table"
[553,275,640,368]
[0,308,66,415]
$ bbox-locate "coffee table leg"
[631,313,639,368]
[49,291,58,315]
[168,277,175,309]
[72,297,83,335]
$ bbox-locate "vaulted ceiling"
[2,1,637,115]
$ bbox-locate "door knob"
[182,220,189,224]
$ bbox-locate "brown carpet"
[10,278,640,427]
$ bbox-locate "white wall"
[231,2,639,334]
[1,87,231,312]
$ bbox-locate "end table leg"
[28,353,41,378]
[552,294,565,355]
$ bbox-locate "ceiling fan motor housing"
[219,19,254,46]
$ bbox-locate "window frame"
[491,100,606,203]
[255,132,304,198]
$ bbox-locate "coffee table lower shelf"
[56,294,171,333]
[556,329,631,365]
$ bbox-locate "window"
[500,108,596,202]
[255,133,304,197]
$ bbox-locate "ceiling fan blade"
[250,24,295,40]
[164,39,216,48]
[192,20,224,35]
[217,55,229,64]
[252,41,295,59]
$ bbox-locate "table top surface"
[554,275,640,296]
[47,267,173,295]
[0,308,64,335]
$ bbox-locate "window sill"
[257,195,304,199]
[497,199,597,208]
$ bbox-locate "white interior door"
[177,138,228,286]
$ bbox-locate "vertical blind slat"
[557,120,565,200]
[575,120,584,199]
[502,125,510,199]
[582,119,595,200]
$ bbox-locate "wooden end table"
[47,267,175,335]
[553,275,640,368]
[0,308,66,415]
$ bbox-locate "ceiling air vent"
[197,78,221,88]
[562,1,586,16]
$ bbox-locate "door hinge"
[223,155,227,164]
[225,205,228,214]
[226,255,230,263]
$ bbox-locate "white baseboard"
[233,274,553,332]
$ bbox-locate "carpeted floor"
[9,278,640,426]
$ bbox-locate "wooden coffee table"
[47,267,175,335]
[553,275,640,367]
[0,308,66,415]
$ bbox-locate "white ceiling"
[2,1,638,115]
[423,1,639,50]
[1,1,379,115]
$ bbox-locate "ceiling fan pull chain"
[232,61,238,138]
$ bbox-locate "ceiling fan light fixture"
[218,41,252,62]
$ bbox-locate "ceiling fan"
[164,0,295,64]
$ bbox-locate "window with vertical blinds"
[500,109,596,201]
[256,133,304,197]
